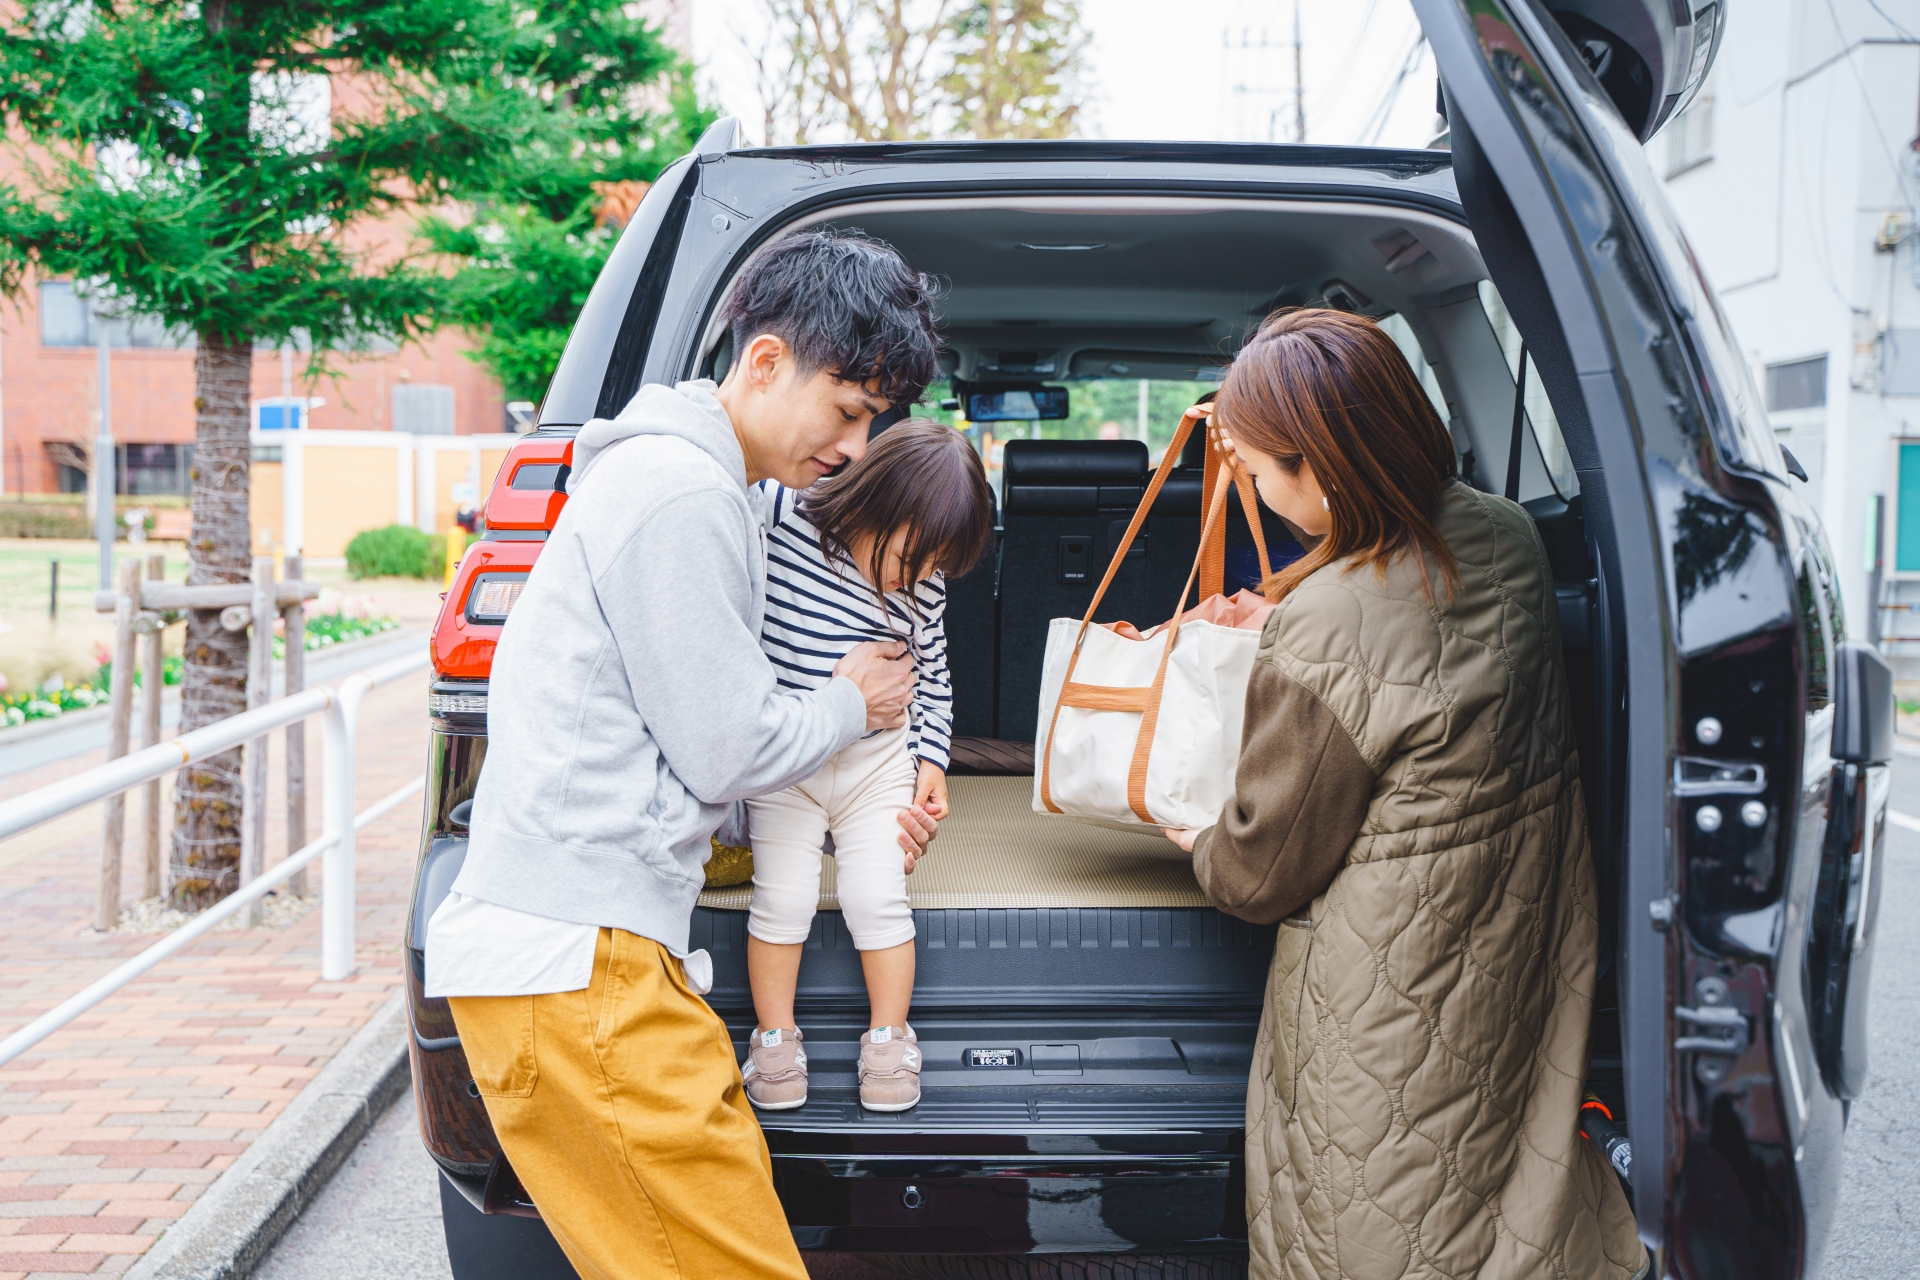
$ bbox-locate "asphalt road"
[254,755,1920,1280]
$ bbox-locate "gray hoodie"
[451,380,868,954]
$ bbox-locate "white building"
[1655,0,1920,654]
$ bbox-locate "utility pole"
[1292,0,1306,144]
[93,296,115,591]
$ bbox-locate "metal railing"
[0,649,430,1068]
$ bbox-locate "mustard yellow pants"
[449,928,807,1280]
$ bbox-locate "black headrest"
[1002,440,1148,516]
[1003,439,1147,483]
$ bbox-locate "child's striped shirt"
[756,482,952,771]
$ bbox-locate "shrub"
[0,503,90,539]
[345,524,444,579]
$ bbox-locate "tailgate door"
[1412,0,1831,1271]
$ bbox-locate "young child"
[742,419,994,1113]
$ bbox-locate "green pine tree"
[423,10,715,405]
[0,0,563,907]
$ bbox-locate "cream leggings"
[747,726,917,951]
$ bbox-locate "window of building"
[1767,355,1828,411]
[1665,86,1714,177]
[120,444,191,495]
[48,443,192,496]
[39,282,90,347]
[393,384,455,435]
[36,281,193,349]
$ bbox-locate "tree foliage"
[0,0,689,906]
[751,0,1086,144]
[0,0,541,350]
[422,45,715,404]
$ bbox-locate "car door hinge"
[1674,1004,1750,1055]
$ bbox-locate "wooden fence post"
[239,556,274,927]
[282,553,307,897]
[140,553,165,899]
[97,559,138,931]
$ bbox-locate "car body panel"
[1418,0,1891,1271]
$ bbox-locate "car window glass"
[1376,313,1452,427]
[1476,282,1580,499]
[925,377,1220,505]
[1799,556,1831,713]
[1557,60,1783,477]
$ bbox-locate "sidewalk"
[0,667,430,1279]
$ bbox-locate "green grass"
[0,543,192,621]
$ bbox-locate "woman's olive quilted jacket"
[1229,483,1644,1280]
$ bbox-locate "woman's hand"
[1162,827,1199,853]
[901,763,948,874]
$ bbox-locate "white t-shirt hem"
[424,893,712,997]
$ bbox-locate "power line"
[1865,0,1916,42]
[1303,0,1382,124]
[1359,33,1427,146]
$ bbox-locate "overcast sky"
[689,0,1445,148]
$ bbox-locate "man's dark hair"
[722,229,941,410]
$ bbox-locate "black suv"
[405,2,1897,1276]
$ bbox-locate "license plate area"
[967,1047,1023,1068]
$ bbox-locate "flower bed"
[0,611,399,729]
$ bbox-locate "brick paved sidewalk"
[0,668,430,1279]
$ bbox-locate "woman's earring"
[1322,496,1330,511]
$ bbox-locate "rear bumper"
[440,1142,1247,1255]
[771,1146,1245,1254]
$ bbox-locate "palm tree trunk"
[169,333,252,909]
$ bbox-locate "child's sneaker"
[858,1025,921,1112]
[742,1027,807,1110]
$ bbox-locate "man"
[426,230,942,1279]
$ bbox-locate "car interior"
[689,194,1618,1114]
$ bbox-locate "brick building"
[0,0,694,499]
[0,279,510,497]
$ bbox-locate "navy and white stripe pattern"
[757,482,952,771]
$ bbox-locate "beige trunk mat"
[697,776,1211,911]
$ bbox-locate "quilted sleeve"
[1191,660,1376,925]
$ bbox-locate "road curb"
[126,993,411,1280]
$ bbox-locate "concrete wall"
[1655,0,1920,641]
[250,432,519,560]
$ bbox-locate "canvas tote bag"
[1034,405,1277,831]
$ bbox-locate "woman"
[1166,309,1645,1279]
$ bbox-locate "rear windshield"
[925,378,1220,503]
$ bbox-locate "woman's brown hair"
[798,418,995,612]
[1213,308,1460,603]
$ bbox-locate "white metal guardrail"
[0,649,430,1068]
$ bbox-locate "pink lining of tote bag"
[1100,589,1275,642]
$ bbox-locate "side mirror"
[1832,641,1895,765]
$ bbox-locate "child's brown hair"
[798,419,994,605]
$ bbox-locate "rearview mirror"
[968,387,1069,422]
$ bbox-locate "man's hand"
[834,641,913,729]
[1162,827,1199,853]
[903,762,948,874]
